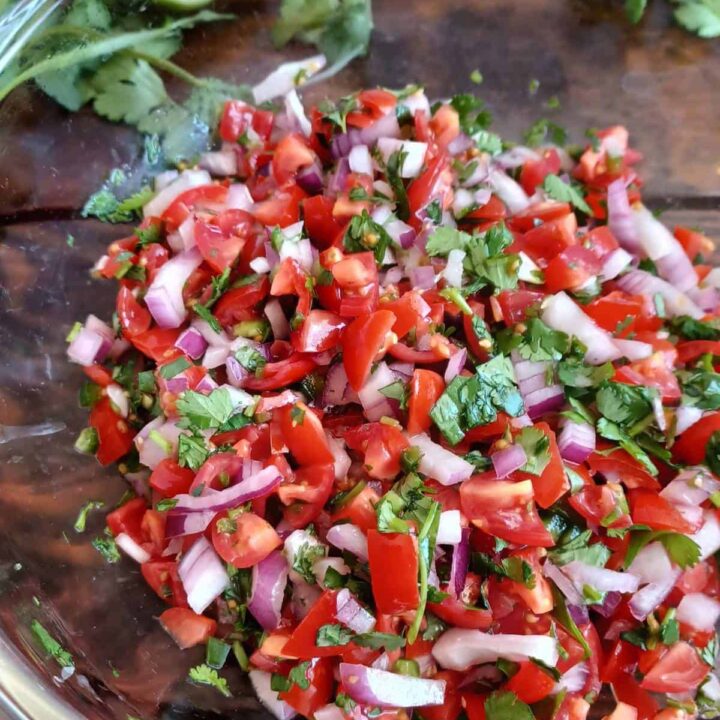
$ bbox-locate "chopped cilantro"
[542,175,591,215]
[235,345,267,375]
[92,528,121,563]
[73,500,104,533]
[31,620,74,669]
[159,357,191,379]
[484,691,535,720]
[524,118,567,148]
[188,664,231,697]
[176,388,235,430]
[177,432,209,471]
[343,211,392,263]
[517,318,571,362]
[515,427,551,475]
[316,623,354,646]
[670,315,720,341]
[595,382,656,429]
[426,200,443,224]
[292,542,326,584]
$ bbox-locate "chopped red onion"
[554,662,589,695]
[661,468,719,506]
[442,248,465,288]
[165,509,217,538]
[432,629,559,671]
[606,179,640,253]
[249,670,297,720]
[256,390,301,413]
[449,528,470,597]
[262,298,290,341]
[104,383,129,418]
[617,270,703,319]
[284,89,312,136]
[688,285,720,312]
[495,146,542,169]
[178,536,229,614]
[629,570,680,621]
[510,413,533,428]
[562,560,640,594]
[145,248,203,329]
[488,170,530,214]
[675,405,704,434]
[226,355,249,388]
[437,510,463,545]
[322,363,351,407]
[115,532,151,563]
[143,170,211,218]
[677,593,720,632]
[593,591,623,618]
[567,604,590,626]
[326,524,368,561]
[135,419,182,469]
[348,144,373,175]
[296,162,324,194]
[174,466,281,514]
[491,443,527,479]
[525,385,565,419]
[248,551,288,631]
[544,559,585,606]
[202,344,230,369]
[359,362,398,421]
[558,421,596,464]
[689,511,720,560]
[543,292,621,365]
[410,433,475,486]
[336,588,376,634]
[328,157,350,194]
[314,705,344,720]
[410,265,436,290]
[360,112,401,147]
[386,219,416,248]
[339,663,446,708]
[67,327,109,366]
[327,435,352,481]
[175,328,208,360]
[191,317,231,347]
[226,183,254,210]
[447,133,473,156]
[388,362,415,379]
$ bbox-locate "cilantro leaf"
[288,661,312,689]
[448,93,502,154]
[624,530,700,570]
[343,210,392,263]
[524,118,567,148]
[353,632,407,650]
[669,315,720,340]
[679,369,720,410]
[385,150,410,220]
[707,430,720,475]
[235,345,267,375]
[31,620,74,669]
[549,537,611,568]
[426,227,470,256]
[557,358,614,388]
[542,175,591,215]
[92,528,120,563]
[595,382,656,428]
[625,0,648,23]
[176,388,235,430]
[177,432,209,471]
[193,303,222,334]
[188,664,232,697]
[316,623,354,647]
[674,0,720,38]
[515,427,551,475]
[292,542,326,584]
[517,318,570,362]
[596,419,658,476]
[484,691,534,720]
[73,500,104,533]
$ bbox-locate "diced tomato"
[407,369,445,435]
[342,310,396,390]
[613,355,681,404]
[676,340,720,364]
[543,246,602,292]
[219,100,273,142]
[460,474,554,547]
[278,464,335,530]
[281,591,350,658]
[496,289,545,325]
[569,481,632,530]
[162,185,228,232]
[344,423,409,481]
[291,310,346,353]
[407,156,448,230]
[211,511,282,568]
[130,328,182,363]
[331,484,380,532]
[673,412,720,465]
[505,661,556,704]
[367,530,419,614]
[276,402,334,466]
[520,213,578,265]
[107,497,147,540]
[629,488,702,533]
[519,148,562,194]
[674,226,715,262]
[587,443,660,490]
[89,396,136,466]
[420,670,463,720]
[640,641,709,693]
[302,195,344,249]
[429,105,460,148]
[150,459,195,498]
[253,183,307,228]
[514,421,568,508]
[382,291,430,339]
[159,607,216,649]
[141,560,187,606]
[116,286,151,338]
[243,355,318,392]
[278,657,334,716]
[601,640,639,684]
[427,594,493,630]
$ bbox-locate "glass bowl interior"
[1,1,719,718]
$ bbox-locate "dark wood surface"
[0,1,719,719]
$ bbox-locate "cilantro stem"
[407,545,428,644]
[128,51,210,89]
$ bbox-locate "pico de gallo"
[66,84,720,720]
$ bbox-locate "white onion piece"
[437,510,463,545]
[191,317,232,347]
[284,529,327,583]
[562,561,639,594]
[676,405,704,434]
[628,570,680,621]
[66,327,107,366]
[542,292,621,365]
[518,252,543,284]
[154,169,179,191]
[544,559,585,606]
[202,344,230,370]
[326,524,368,562]
[432,629,558,671]
[252,55,326,104]
[226,183,254,210]
[327,435,352,481]
[617,270,703,319]
[199,149,237,177]
[339,663,446,708]
[600,247,633,281]
[614,338,653,361]
[348,144,373,176]
[401,89,431,118]
[661,468,719,506]
[284,89,312,136]
[359,362,398,419]
[606,179,639,253]
[115,532,151,563]
[178,536,230,614]
[627,542,673,585]
[314,557,350,588]
[488,170,530,214]
[689,511,720,560]
[249,670,297,720]
[250,257,271,274]
[106,383,129,418]
[336,588,376,633]
[410,433,475,486]
[145,247,203,328]
[143,170,211,218]
[376,138,428,178]
[442,249,465,287]
[314,704,345,720]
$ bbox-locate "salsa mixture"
[65,85,720,720]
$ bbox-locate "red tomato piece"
[673,412,720,465]
[253,184,307,228]
[302,195,344,249]
[344,423,409,481]
[281,590,351,658]
[89,396,136,466]
[407,369,445,435]
[150,459,195,498]
[640,641,709,693]
[367,530,420,614]
[278,657,334,717]
[505,661,556,704]
[520,213,578,265]
[141,561,187,607]
[159,607,216,649]
[514,421,568,508]
[342,310,396,391]
[211,511,282,568]
[291,310,346,353]
[519,149,562,195]
[276,402,334,466]
[629,489,701,533]
[131,327,182,363]
[496,290,545,325]
[107,497,147,540]
[243,356,318,392]
[272,133,316,184]
[116,286,151,338]
[427,595,493,630]
[543,246,602,292]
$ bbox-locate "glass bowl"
[1,1,719,718]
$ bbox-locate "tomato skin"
[282,591,351,659]
[367,530,419,614]
[520,213,578,264]
[613,356,681,404]
[429,105,460,148]
[500,548,554,615]
[342,310,396,391]
[543,246,602,292]
[89,396,136,466]
[291,310,346,353]
[464,195,507,224]
[519,148,562,195]
[116,286,151,338]
[407,156,447,229]
[278,657,334,716]
[214,275,269,328]
[673,412,720,465]
[496,290,545,325]
[344,423,409,481]
[211,512,282,568]
[194,213,253,274]
[131,328,182,363]
[427,595,493,630]
[220,100,273,142]
[279,464,335,529]
[461,693,487,720]
[569,481,632,530]
[331,485,380,531]
[302,196,344,249]
[150,459,195,499]
[159,607,216,649]
[162,185,228,232]
[243,356,317,392]
[107,497,147,540]
[407,369,445,435]
[83,364,114,387]
[587,443,659,490]
[253,184,307,228]
[277,402,334,466]
[674,226,715,262]
[629,488,701,533]
[505,661,556,704]
[272,133,316,184]
[640,641,709,693]
[677,340,720,364]
[141,560,187,607]
[420,670,463,720]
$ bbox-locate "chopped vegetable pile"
[66,85,720,720]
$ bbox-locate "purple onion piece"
[567,604,590,627]
[449,528,470,597]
